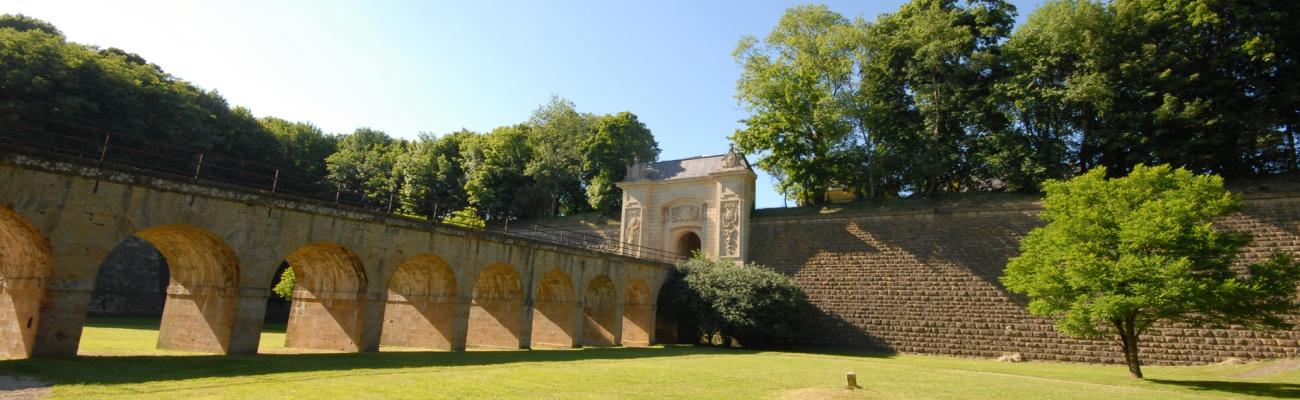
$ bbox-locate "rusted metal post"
[97,134,112,164]
[335,182,342,204]
[193,153,204,180]
[386,190,395,214]
[271,169,280,193]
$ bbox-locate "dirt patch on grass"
[0,375,50,400]
[1234,360,1300,378]
[779,387,885,400]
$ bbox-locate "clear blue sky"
[6,0,1040,209]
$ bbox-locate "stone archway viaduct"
[0,153,671,359]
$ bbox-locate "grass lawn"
[1,317,1297,399]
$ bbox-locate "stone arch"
[380,254,458,350]
[675,231,702,258]
[583,274,618,346]
[283,243,367,352]
[0,206,52,359]
[530,268,577,348]
[661,197,706,258]
[621,278,654,346]
[102,224,241,353]
[467,262,524,348]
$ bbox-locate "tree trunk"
[1115,317,1144,378]
[1286,124,1297,172]
[860,129,876,199]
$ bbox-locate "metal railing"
[0,109,685,264]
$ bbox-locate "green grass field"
[1,317,1297,399]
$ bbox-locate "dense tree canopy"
[1001,165,1299,378]
[0,14,659,224]
[583,112,661,212]
[733,5,860,205]
[737,0,1300,204]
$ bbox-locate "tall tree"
[525,96,594,217]
[1002,165,1299,378]
[0,13,61,36]
[859,0,1017,195]
[582,112,660,213]
[733,4,861,205]
[326,128,401,207]
[463,125,539,220]
[396,130,472,219]
[260,116,338,180]
[994,0,1111,189]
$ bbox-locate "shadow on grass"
[1148,379,1300,398]
[0,345,762,386]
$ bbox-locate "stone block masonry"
[749,195,1300,365]
[0,152,670,359]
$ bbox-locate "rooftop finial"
[722,143,745,168]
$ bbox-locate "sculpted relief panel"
[721,200,740,257]
[624,207,641,246]
[668,205,700,223]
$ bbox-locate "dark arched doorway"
[676,232,701,258]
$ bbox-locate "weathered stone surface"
[749,195,1300,365]
[0,153,670,358]
[87,237,167,316]
[617,148,757,262]
[583,275,619,346]
[0,205,50,359]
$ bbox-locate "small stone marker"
[846,371,859,390]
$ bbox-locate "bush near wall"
[657,254,813,348]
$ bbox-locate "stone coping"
[0,151,671,268]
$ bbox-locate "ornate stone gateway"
[616,146,756,262]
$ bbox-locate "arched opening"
[530,269,577,348]
[83,224,240,354]
[282,243,367,352]
[621,278,653,347]
[676,232,701,258]
[0,207,52,359]
[583,275,618,346]
[381,254,457,350]
[88,237,169,318]
[467,263,523,349]
[262,262,292,339]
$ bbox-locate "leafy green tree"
[582,112,660,213]
[1000,0,1300,180]
[1001,165,1300,378]
[859,0,1017,195]
[1101,0,1286,177]
[0,15,301,182]
[524,96,595,217]
[658,254,813,348]
[0,13,61,36]
[442,206,486,230]
[462,125,539,220]
[326,128,401,207]
[260,116,338,180]
[732,4,861,205]
[272,267,295,300]
[396,130,473,219]
[994,0,1111,189]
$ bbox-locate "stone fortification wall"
[86,237,168,316]
[748,194,1300,365]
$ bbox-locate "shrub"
[443,206,486,230]
[658,253,812,348]
[272,268,295,300]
